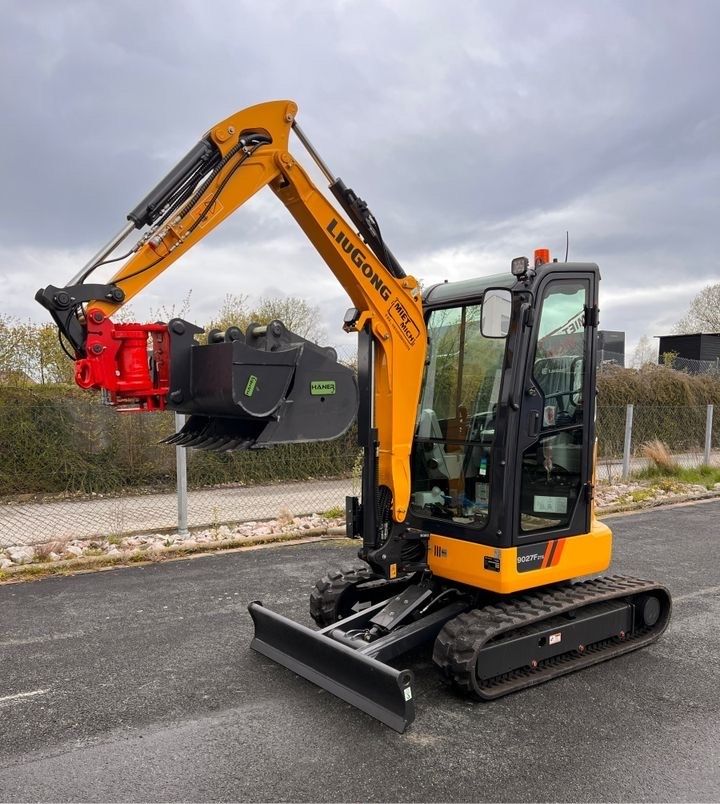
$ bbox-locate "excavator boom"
[36,100,427,522]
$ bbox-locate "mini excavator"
[37,100,671,732]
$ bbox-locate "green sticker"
[310,380,336,396]
[244,375,258,397]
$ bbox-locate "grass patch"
[633,438,720,489]
[629,488,655,503]
[632,464,720,490]
[323,506,345,519]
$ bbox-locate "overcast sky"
[1,0,718,357]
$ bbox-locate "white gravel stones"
[7,545,35,564]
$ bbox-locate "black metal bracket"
[35,282,125,354]
[369,584,434,632]
[365,524,429,578]
[584,304,600,328]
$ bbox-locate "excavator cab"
[410,266,595,544]
[251,259,670,733]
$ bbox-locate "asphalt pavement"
[1,500,719,802]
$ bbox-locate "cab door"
[513,266,599,544]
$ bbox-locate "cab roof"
[423,271,515,307]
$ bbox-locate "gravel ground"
[0,500,719,802]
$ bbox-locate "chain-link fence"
[664,355,720,375]
[0,397,360,549]
[0,397,716,550]
[595,404,718,482]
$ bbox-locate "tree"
[205,293,251,333]
[36,323,75,384]
[631,335,657,368]
[147,291,192,324]
[673,283,720,334]
[251,296,325,342]
[0,315,37,384]
[206,293,325,342]
[0,315,76,385]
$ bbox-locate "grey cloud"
[0,0,718,356]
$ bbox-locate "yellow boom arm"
[87,100,426,522]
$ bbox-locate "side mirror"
[481,289,512,338]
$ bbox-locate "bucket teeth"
[206,436,252,452]
[228,437,256,451]
[163,417,208,447]
[161,425,204,445]
[191,435,227,449]
[179,430,215,448]
[163,415,262,452]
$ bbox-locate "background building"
[656,333,720,374]
[597,330,625,367]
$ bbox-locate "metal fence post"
[622,404,634,479]
[705,404,714,466]
[175,412,189,537]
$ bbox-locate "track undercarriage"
[249,569,671,732]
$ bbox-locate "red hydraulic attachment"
[74,308,170,411]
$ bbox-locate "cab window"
[519,282,588,532]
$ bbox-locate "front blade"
[248,602,415,733]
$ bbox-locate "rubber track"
[309,566,377,626]
[433,575,672,700]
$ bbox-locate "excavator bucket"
[163,318,358,451]
[248,602,415,733]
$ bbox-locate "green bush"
[595,365,720,457]
[597,363,720,407]
[2,363,718,497]
[0,386,358,498]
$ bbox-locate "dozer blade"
[248,602,415,733]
